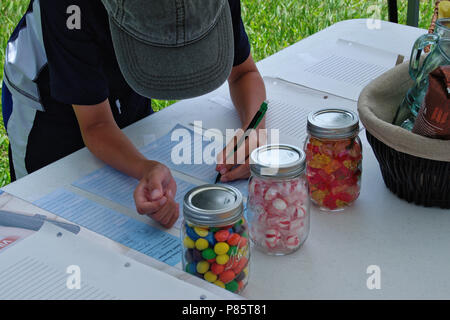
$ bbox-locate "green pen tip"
[261,101,268,112]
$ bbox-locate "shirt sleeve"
[228,0,251,66]
[40,0,109,106]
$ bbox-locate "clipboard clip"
[0,210,80,235]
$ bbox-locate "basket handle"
[409,33,440,80]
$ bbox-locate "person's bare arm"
[73,100,179,228]
[216,55,267,182]
[228,54,267,128]
[74,99,150,179]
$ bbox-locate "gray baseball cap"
[101,0,234,100]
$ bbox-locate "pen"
[0,210,81,234]
[215,100,269,183]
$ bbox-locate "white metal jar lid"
[183,184,243,227]
[307,108,359,139]
[250,144,306,179]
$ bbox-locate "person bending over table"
[1,0,266,228]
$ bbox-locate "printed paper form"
[34,189,181,266]
[277,39,402,101]
[0,222,224,300]
[72,124,248,224]
[73,168,195,229]
[207,76,361,147]
[207,97,314,146]
[138,124,249,197]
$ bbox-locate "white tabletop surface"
[5,19,450,300]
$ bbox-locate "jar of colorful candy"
[248,144,310,255]
[181,185,249,294]
[305,108,362,211]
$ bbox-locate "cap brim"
[109,5,234,100]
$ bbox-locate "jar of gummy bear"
[305,108,362,212]
[248,144,310,256]
[181,184,250,294]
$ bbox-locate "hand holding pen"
[215,101,268,183]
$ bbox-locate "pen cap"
[307,108,359,139]
[183,185,243,227]
[250,144,306,179]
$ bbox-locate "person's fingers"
[221,161,251,182]
[162,202,180,229]
[216,148,228,174]
[160,202,179,229]
[150,201,170,223]
[143,187,152,200]
[166,177,177,200]
[145,165,172,201]
[151,198,176,225]
[160,202,176,226]
[166,203,180,228]
[134,181,168,215]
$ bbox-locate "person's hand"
[215,128,266,182]
[134,161,179,229]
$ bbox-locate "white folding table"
[4,19,450,299]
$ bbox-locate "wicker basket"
[358,62,450,209]
[425,0,442,52]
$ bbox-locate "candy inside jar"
[305,108,362,211]
[181,185,250,294]
[248,144,310,255]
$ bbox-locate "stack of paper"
[277,39,402,101]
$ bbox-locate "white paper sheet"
[0,222,224,300]
[278,39,402,101]
[207,77,362,146]
[208,97,314,146]
[139,124,249,197]
[34,189,182,266]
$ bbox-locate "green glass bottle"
[393,22,450,130]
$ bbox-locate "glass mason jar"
[248,144,310,256]
[181,185,250,294]
[305,108,362,212]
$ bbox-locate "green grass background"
[0,0,435,187]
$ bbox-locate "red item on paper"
[0,236,20,251]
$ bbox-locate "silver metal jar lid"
[250,144,306,179]
[183,184,243,227]
[307,108,359,139]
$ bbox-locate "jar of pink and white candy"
[248,144,310,255]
